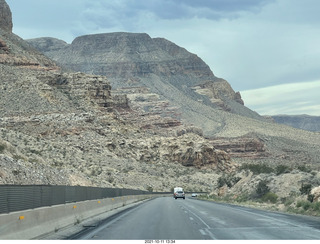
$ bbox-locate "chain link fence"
[0,185,163,214]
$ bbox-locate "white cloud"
[241,80,320,115]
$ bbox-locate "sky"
[6,0,320,116]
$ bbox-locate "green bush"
[256,180,270,198]
[313,202,320,211]
[240,163,274,175]
[217,174,241,188]
[234,194,250,203]
[297,200,312,211]
[296,200,320,213]
[0,144,6,153]
[261,192,278,203]
[282,197,295,206]
[146,186,153,192]
[307,194,315,203]
[299,183,312,195]
[297,165,312,173]
[275,164,290,175]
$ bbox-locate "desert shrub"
[240,163,274,175]
[297,200,320,212]
[299,183,312,195]
[234,194,250,203]
[256,180,270,198]
[281,196,295,206]
[313,202,320,211]
[275,164,290,175]
[297,200,312,211]
[0,144,6,153]
[217,174,241,188]
[297,164,312,173]
[217,176,227,188]
[107,176,114,183]
[296,201,303,208]
[261,192,278,203]
[307,194,315,203]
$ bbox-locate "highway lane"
[74,196,320,240]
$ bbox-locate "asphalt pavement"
[70,196,320,240]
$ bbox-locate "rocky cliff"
[0,0,12,33]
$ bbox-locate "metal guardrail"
[0,185,166,214]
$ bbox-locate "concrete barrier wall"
[0,194,153,240]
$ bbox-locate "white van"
[173,187,185,199]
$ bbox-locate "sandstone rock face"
[112,86,183,134]
[0,37,9,53]
[0,30,58,69]
[193,79,244,110]
[0,0,12,32]
[311,186,320,202]
[210,135,268,159]
[0,62,234,190]
[0,1,57,69]
[37,72,113,108]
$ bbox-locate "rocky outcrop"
[0,37,9,53]
[0,1,57,70]
[222,170,320,199]
[37,72,113,109]
[311,186,320,202]
[193,79,244,111]
[112,86,183,134]
[0,0,12,32]
[0,30,58,69]
[210,135,268,159]
[161,134,235,171]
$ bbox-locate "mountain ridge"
[271,114,320,132]
[27,32,267,137]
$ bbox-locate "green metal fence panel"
[0,185,166,214]
[0,186,9,213]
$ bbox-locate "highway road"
[71,196,320,240]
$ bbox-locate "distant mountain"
[271,115,320,132]
[27,33,265,137]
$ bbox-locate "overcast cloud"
[6,0,320,115]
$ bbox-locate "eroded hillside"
[28,32,320,168]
